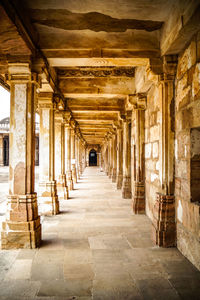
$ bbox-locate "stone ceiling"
[0,0,200,145]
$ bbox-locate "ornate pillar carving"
[122,114,132,199]
[54,112,68,200]
[152,55,177,247]
[116,126,123,189]
[64,115,74,190]
[129,94,146,214]
[71,122,77,184]
[38,93,59,215]
[1,63,41,249]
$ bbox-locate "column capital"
[54,93,65,110]
[54,111,64,123]
[7,62,41,85]
[129,93,147,110]
[38,92,56,109]
[63,111,72,127]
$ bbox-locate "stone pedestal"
[122,176,132,199]
[38,181,59,215]
[133,181,145,214]
[152,193,176,247]
[1,63,41,249]
[38,93,59,215]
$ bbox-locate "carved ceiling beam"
[57,67,135,78]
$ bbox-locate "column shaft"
[133,108,145,214]
[1,63,41,249]
[65,124,73,190]
[116,128,123,189]
[122,119,132,199]
[38,93,59,215]
[108,136,113,178]
[71,128,77,183]
[55,113,68,200]
[112,134,117,182]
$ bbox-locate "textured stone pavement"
[0,166,200,300]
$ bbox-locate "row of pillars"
[1,63,87,249]
[101,55,177,248]
[101,113,142,210]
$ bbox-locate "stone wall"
[145,84,161,220]
[175,33,200,270]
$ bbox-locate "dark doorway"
[89,149,97,166]
[3,136,9,166]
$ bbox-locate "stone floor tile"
[136,278,181,300]
[63,263,94,280]
[0,280,40,298]
[31,263,64,281]
[4,259,32,280]
[38,279,92,297]
[62,238,90,250]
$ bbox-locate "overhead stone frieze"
[57,67,135,78]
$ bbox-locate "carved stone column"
[122,116,132,199]
[0,136,3,166]
[71,125,77,184]
[75,134,80,180]
[111,133,117,182]
[108,134,113,178]
[116,127,123,189]
[55,112,68,200]
[1,63,41,249]
[130,94,146,214]
[38,93,59,215]
[152,56,177,247]
[64,118,74,190]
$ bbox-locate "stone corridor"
[0,167,199,300]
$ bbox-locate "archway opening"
[89,149,97,166]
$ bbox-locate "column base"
[152,193,176,247]
[122,176,132,199]
[116,174,123,189]
[57,174,69,200]
[133,181,145,214]
[67,171,74,190]
[1,194,41,249]
[38,181,59,215]
[111,168,116,182]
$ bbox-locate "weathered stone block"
[152,142,158,158]
[177,40,197,79]
[145,143,151,159]
[150,125,159,142]
[192,63,200,99]
[177,222,200,271]
[176,73,191,110]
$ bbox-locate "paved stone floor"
[0,166,200,300]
